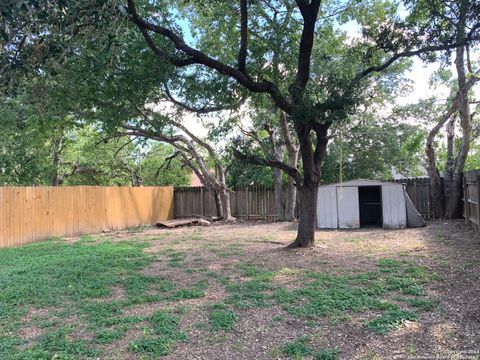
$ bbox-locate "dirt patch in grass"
[18,326,43,340]
[22,307,53,322]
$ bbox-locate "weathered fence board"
[174,186,287,221]
[463,170,480,232]
[0,186,174,247]
[393,178,433,219]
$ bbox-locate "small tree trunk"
[445,40,471,219]
[429,174,444,218]
[219,188,235,221]
[279,111,299,221]
[273,168,285,221]
[444,119,455,201]
[285,176,297,221]
[284,148,299,221]
[213,190,223,218]
[444,175,463,218]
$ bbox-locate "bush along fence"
[0,186,173,247]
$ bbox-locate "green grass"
[280,336,339,359]
[0,239,151,323]
[0,239,193,358]
[281,336,312,358]
[366,309,418,334]
[224,258,434,336]
[314,348,340,360]
[130,310,188,356]
[166,251,187,268]
[20,326,99,359]
[208,304,237,331]
[170,280,208,300]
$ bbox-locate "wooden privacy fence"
[174,186,286,221]
[0,186,174,248]
[463,170,480,231]
[175,179,435,222]
[393,177,434,219]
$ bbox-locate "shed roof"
[319,179,403,187]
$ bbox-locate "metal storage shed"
[317,179,424,229]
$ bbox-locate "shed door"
[336,186,360,228]
[317,186,338,228]
[381,185,407,228]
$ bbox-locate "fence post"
[413,181,417,205]
[477,175,480,232]
[464,176,470,225]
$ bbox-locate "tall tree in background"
[322,116,424,183]
[237,107,299,221]
[403,0,480,218]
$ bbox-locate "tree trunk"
[288,121,328,248]
[425,106,456,219]
[444,119,455,202]
[285,175,297,221]
[444,175,463,218]
[213,191,223,218]
[273,168,285,221]
[290,184,318,247]
[219,187,234,221]
[445,31,471,218]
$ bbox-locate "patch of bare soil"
[92,220,480,358]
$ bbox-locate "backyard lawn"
[0,220,479,359]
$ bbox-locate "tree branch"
[238,0,248,74]
[355,35,480,82]
[126,0,292,113]
[292,0,322,93]
[233,148,302,185]
[164,84,244,114]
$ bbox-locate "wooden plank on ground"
[156,218,208,228]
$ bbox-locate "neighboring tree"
[403,1,480,218]
[226,157,274,188]
[1,1,237,218]
[122,116,235,220]
[237,108,299,221]
[0,97,191,186]
[139,143,191,186]
[322,114,425,183]
[0,98,52,185]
